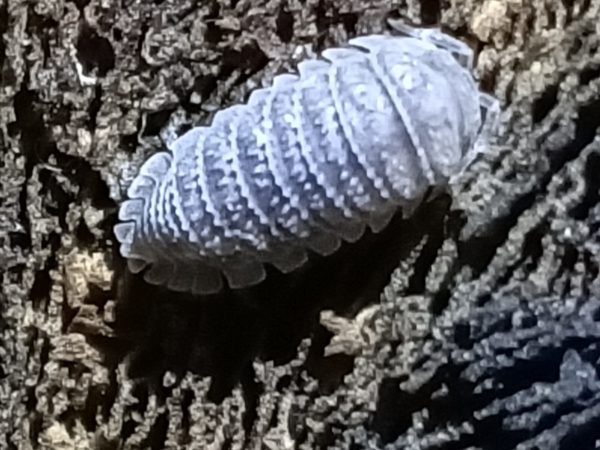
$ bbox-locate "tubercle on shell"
[114,21,500,295]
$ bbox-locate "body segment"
[114,25,499,294]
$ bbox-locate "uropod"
[114,21,500,294]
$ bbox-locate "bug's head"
[385,20,499,180]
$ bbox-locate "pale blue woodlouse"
[114,21,500,294]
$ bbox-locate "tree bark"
[2,0,600,448]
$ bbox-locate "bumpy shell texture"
[114,24,499,294]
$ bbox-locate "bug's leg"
[478,92,500,141]
[387,19,474,69]
[462,91,501,165]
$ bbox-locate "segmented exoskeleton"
[114,21,500,294]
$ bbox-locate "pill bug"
[114,21,500,295]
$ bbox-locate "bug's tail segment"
[114,151,174,274]
[114,198,148,266]
[387,19,474,69]
[113,221,146,269]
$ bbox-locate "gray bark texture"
[1,0,600,449]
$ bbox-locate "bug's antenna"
[474,92,501,155]
[387,19,474,69]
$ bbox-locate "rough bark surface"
[1,0,600,449]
